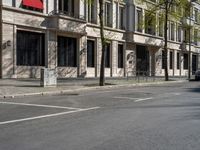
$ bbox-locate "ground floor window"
[17,30,45,66]
[177,52,180,69]
[183,53,188,69]
[87,40,95,67]
[192,54,197,74]
[118,44,124,68]
[105,43,110,68]
[57,36,77,67]
[170,51,173,69]
[162,50,165,69]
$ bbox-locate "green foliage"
[138,0,191,31]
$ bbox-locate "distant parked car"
[195,69,200,81]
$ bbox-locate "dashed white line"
[0,107,100,125]
[113,97,139,100]
[173,93,181,96]
[135,97,153,102]
[0,101,81,110]
[113,96,153,102]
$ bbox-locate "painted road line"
[0,107,100,125]
[173,93,181,96]
[135,97,153,102]
[0,101,81,110]
[113,97,139,100]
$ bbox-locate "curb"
[1,80,187,99]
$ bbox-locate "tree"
[140,0,190,81]
[99,0,106,86]
[87,0,106,86]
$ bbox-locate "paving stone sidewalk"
[0,77,187,98]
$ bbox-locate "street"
[0,81,200,150]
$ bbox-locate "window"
[105,43,110,68]
[22,0,43,12]
[177,25,182,42]
[105,2,112,27]
[158,15,163,37]
[170,22,175,41]
[170,51,173,69]
[194,29,198,45]
[87,40,95,67]
[145,11,156,35]
[17,30,45,66]
[59,0,74,17]
[118,44,124,68]
[184,29,189,43]
[194,8,198,23]
[136,8,143,32]
[183,53,188,69]
[88,1,96,23]
[177,52,180,69]
[192,55,197,74]
[162,50,165,69]
[171,5,176,13]
[119,6,125,30]
[58,36,77,67]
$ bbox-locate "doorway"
[136,45,149,74]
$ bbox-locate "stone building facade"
[0,0,200,78]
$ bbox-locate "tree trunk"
[0,0,2,78]
[164,4,169,81]
[99,0,106,86]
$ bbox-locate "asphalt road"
[0,81,200,150]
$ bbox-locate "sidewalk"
[0,77,187,98]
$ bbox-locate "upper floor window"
[88,1,97,24]
[105,2,112,27]
[59,0,74,17]
[145,11,156,35]
[136,8,143,32]
[194,8,198,23]
[22,0,43,12]
[158,15,163,37]
[119,6,125,30]
[177,25,182,42]
[170,22,175,41]
[194,29,198,45]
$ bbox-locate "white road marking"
[135,97,153,102]
[0,101,81,110]
[173,93,181,96]
[0,107,100,125]
[113,97,139,100]
[78,90,114,97]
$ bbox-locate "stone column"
[46,30,57,69]
[111,41,117,77]
[78,35,87,77]
[96,38,102,77]
[148,47,156,76]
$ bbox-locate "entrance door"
[136,45,149,74]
